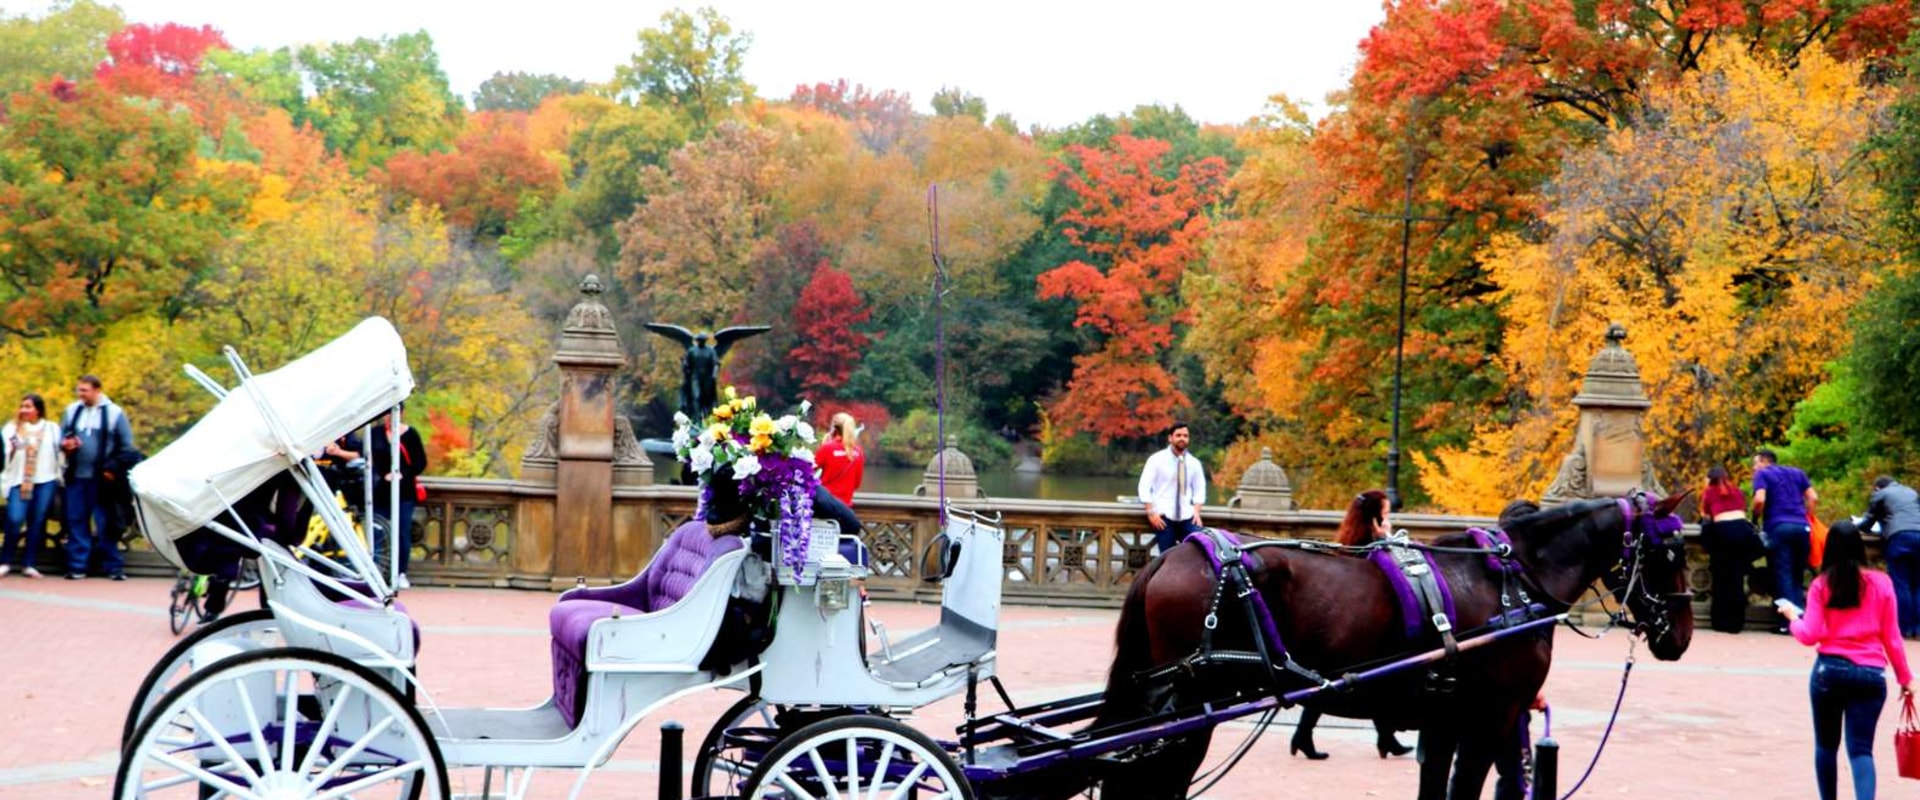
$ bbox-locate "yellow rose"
[713,404,734,421]
[707,424,730,443]
[751,434,773,453]
[723,386,737,401]
[749,413,776,437]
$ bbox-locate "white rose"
[799,399,812,415]
[795,447,815,463]
[732,453,761,479]
[673,411,690,426]
[774,415,797,435]
[671,427,691,450]
[797,421,815,443]
[689,445,714,473]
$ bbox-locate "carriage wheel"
[123,609,281,749]
[692,695,784,799]
[168,578,199,636]
[116,646,447,800]
[743,715,972,800]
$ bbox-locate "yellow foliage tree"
[1420,44,1896,513]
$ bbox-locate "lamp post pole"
[1386,160,1415,511]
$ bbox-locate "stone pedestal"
[1229,448,1297,510]
[1543,324,1665,504]
[915,435,986,501]
[538,275,627,582]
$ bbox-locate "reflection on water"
[648,458,1142,503]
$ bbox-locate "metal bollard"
[1530,736,1558,800]
[661,721,685,800]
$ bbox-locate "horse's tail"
[1095,553,1165,728]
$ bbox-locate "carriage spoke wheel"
[117,647,446,800]
[124,610,283,750]
[744,716,972,800]
[693,696,784,799]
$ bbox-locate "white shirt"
[1139,448,1206,521]
[3,419,61,491]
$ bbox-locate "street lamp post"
[1385,160,1415,511]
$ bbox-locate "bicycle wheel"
[232,559,261,591]
[167,578,197,636]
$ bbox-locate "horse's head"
[1505,491,1694,661]
[1608,490,1694,661]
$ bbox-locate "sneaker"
[65,573,85,580]
[109,573,127,582]
[0,564,11,578]
[22,567,42,579]
[395,574,412,590]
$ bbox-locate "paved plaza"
[0,577,1895,799]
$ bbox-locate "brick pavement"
[0,576,1904,799]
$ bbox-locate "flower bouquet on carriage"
[671,387,824,582]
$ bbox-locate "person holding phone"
[1779,519,1914,800]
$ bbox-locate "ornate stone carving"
[1541,442,1592,505]
[563,274,615,333]
[1542,323,1664,504]
[554,274,625,368]
[1230,447,1297,510]
[915,435,986,499]
[524,402,560,461]
[613,415,645,465]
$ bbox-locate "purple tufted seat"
[549,520,743,728]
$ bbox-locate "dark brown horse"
[1087,493,1693,800]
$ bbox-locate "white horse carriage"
[118,317,1006,800]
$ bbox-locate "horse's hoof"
[1290,741,1330,761]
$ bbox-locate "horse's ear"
[1654,489,1689,517]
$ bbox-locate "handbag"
[1809,512,1829,570]
[1897,693,1920,780]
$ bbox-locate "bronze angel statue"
[643,323,770,422]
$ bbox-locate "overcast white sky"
[18,0,1384,128]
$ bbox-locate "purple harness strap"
[1469,527,1517,574]
[1368,547,1459,640]
[1183,530,1290,665]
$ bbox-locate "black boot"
[1376,730,1413,758]
[1291,708,1330,760]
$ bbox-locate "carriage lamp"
[817,577,852,611]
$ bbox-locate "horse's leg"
[1447,728,1497,800]
[1415,725,1457,800]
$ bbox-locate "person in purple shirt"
[1753,447,1820,624]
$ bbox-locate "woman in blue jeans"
[1781,520,1914,800]
[1,394,60,577]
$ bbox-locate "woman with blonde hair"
[817,412,864,507]
[2,394,60,578]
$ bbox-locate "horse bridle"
[1610,490,1692,641]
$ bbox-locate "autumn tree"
[614,6,752,132]
[231,32,465,168]
[725,221,834,399]
[382,110,564,236]
[788,263,873,398]
[0,80,251,344]
[930,86,987,122]
[1035,134,1226,443]
[1418,45,1895,512]
[0,0,123,98]
[617,121,788,396]
[92,22,227,96]
[791,79,916,151]
[474,70,587,112]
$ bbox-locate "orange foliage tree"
[1036,134,1226,444]
[382,110,564,236]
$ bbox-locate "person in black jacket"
[59,375,136,580]
[1864,476,1920,637]
[369,408,426,587]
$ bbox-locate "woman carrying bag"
[1780,519,1914,799]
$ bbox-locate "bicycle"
[165,558,258,635]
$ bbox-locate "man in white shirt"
[1139,422,1206,554]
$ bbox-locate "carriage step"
[991,713,1073,742]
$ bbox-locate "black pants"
[1702,518,1762,633]
[1154,517,1199,554]
[812,486,863,537]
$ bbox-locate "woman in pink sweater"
[1780,519,1913,800]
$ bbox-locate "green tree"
[474,70,588,112]
[930,86,986,121]
[613,7,752,132]
[293,32,464,168]
[0,0,123,99]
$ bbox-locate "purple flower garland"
[740,453,819,575]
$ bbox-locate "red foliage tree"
[1036,135,1226,444]
[790,79,916,151]
[381,111,562,235]
[94,23,228,96]
[788,262,874,398]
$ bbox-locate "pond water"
[648,458,1142,503]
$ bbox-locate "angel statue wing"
[712,325,772,360]
[643,322,697,348]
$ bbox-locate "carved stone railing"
[100,475,1817,628]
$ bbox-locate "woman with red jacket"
[1702,465,1763,633]
[816,413,864,506]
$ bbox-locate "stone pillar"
[1229,448,1297,511]
[1542,323,1665,504]
[549,275,626,582]
[914,435,986,500]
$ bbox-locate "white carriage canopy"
[130,317,415,569]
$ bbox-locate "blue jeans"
[2,484,56,567]
[1884,531,1920,636]
[373,498,416,575]
[1154,516,1200,554]
[1811,654,1887,800]
[63,477,120,576]
[1768,522,1813,608]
